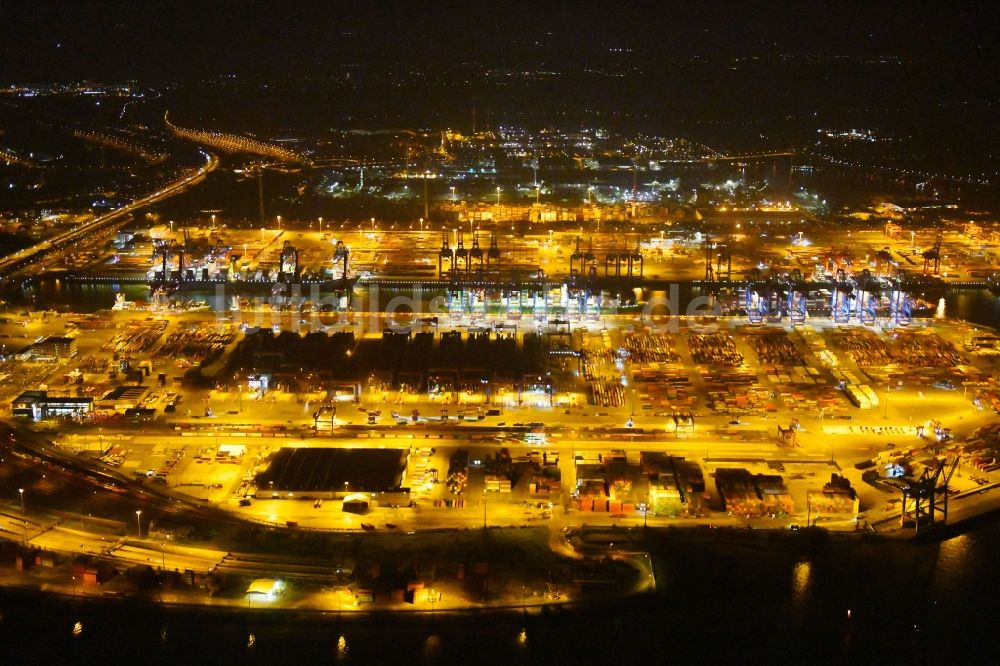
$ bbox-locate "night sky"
[1,1,997,82]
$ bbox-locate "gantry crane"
[715,240,732,282]
[900,457,960,535]
[703,236,715,281]
[438,234,454,277]
[333,241,350,279]
[486,233,501,266]
[454,236,469,274]
[922,232,943,275]
[469,233,484,274]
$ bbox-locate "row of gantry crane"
[436,233,645,280]
[741,267,916,326]
[150,237,352,284]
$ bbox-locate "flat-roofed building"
[11,390,92,420]
[97,385,149,412]
[15,336,78,362]
[254,447,409,501]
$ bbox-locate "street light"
[423,170,430,220]
[319,216,323,233]
[135,510,142,539]
[18,488,24,514]
[496,187,501,206]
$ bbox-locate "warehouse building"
[15,336,78,362]
[254,447,409,502]
[11,390,93,420]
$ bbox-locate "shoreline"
[4,497,1000,616]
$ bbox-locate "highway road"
[107,542,226,572]
[0,509,235,573]
[0,149,218,279]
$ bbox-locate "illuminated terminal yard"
[4,4,1000,662]
[0,46,997,634]
[2,204,1000,611]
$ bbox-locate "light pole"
[319,216,323,233]
[18,488,24,514]
[135,510,142,539]
[496,187,501,207]
[276,215,282,230]
[419,217,424,233]
[450,186,456,201]
[535,185,540,205]
[423,171,429,221]
[211,213,216,230]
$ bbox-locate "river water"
[4,278,999,331]
[2,519,1000,663]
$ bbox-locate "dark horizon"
[1,1,998,83]
[2,5,1000,666]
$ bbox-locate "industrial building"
[11,390,93,420]
[643,453,706,517]
[806,474,860,519]
[715,468,795,518]
[97,385,151,412]
[14,335,78,362]
[254,447,409,501]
